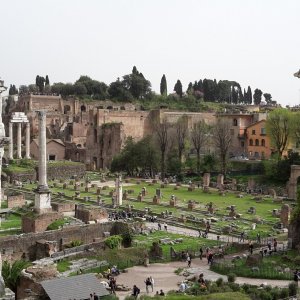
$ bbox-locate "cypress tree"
[160,74,167,96]
[45,75,50,86]
[174,80,183,98]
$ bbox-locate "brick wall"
[7,194,25,208]
[51,201,75,212]
[0,222,113,261]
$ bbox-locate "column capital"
[37,110,47,121]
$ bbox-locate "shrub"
[294,255,300,265]
[288,282,298,296]
[227,273,236,283]
[216,277,224,287]
[70,240,82,247]
[279,288,289,299]
[105,235,122,249]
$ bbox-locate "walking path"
[115,258,291,300]
[146,222,242,243]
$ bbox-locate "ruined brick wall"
[47,162,85,180]
[7,194,25,208]
[75,206,108,223]
[46,141,65,160]
[0,222,113,261]
[22,212,63,233]
[51,201,75,212]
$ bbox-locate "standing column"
[38,111,47,188]
[8,122,13,160]
[25,122,31,159]
[17,123,22,159]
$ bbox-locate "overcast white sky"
[1,0,300,105]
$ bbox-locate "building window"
[49,155,56,161]
[249,139,253,146]
[230,129,234,135]
[252,129,256,135]
[261,152,265,159]
[255,139,259,146]
[261,139,265,147]
[241,141,245,147]
[233,119,238,126]
[254,152,259,158]
[261,127,266,135]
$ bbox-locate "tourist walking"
[267,240,272,251]
[199,247,203,260]
[145,277,151,293]
[132,285,140,298]
[249,242,253,255]
[149,276,154,292]
[158,223,161,230]
[240,231,245,242]
[273,238,277,252]
[294,270,299,286]
[256,233,261,244]
[164,223,168,231]
[109,277,116,295]
[187,254,191,268]
[207,251,213,265]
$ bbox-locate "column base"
[34,187,52,214]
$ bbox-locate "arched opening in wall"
[81,105,86,112]
[64,105,71,114]
[261,139,265,147]
[233,119,238,126]
[249,139,253,146]
[107,106,113,110]
[93,157,97,170]
[94,129,97,143]
[75,152,80,161]
[77,144,82,148]
[120,106,125,110]
[255,139,259,146]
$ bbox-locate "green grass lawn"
[0,214,21,230]
[130,292,250,300]
[211,251,296,280]
[21,179,289,238]
[134,230,221,259]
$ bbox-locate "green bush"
[105,235,122,249]
[216,277,224,287]
[227,273,236,283]
[294,255,300,265]
[70,240,82,247]
[288,282,298,296]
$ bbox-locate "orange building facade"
[245,120,273,159]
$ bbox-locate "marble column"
[35,111,51,213]
[115,175,123,206]
[25,122,30,159]
[38,112,47,187]
[8,122,13,160]
[17,123,22,159]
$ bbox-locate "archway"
[64,105,71,114]
[81,105,86,112]
[287,165,300,199]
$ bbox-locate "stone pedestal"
[217,174,224,189]
[153,195,160,204]
[169,199,176,207]
[203,173,210,187]
[137,193,143,202]
[188,201,196,210]
[280,204,290,228]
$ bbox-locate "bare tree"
[191,120,209,175]
[154,119,169,180]
[213,119,232,175]
[266,108,292,160]
[175,116,189,163]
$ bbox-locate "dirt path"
[114,259,291,300]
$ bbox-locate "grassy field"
[135,293,251,300]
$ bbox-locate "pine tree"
[174,80,183,98]
[253,88,263,105]
[186,82,193,94]
[160,74,167,96]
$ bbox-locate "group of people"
[157,222,168,231]
[132,276,165,298]
[259,238,278,257]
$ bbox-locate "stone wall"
[0,222,113,261]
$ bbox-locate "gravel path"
[114,259,291,300]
